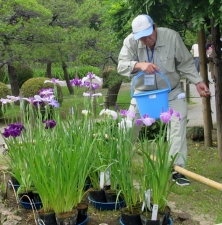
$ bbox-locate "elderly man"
[117,14,210,186]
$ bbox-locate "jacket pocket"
[158,55,175,73]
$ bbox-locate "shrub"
[33,65,100,80]
[187,126,204,141]
[102,67,130,88]
[0,82,11,118]
[102,67,130,106]
[15,64,34,88]
[20,77,63,105]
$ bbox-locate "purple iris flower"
[160,112,171,124]
[39,88,54,97]
[8,123,25,131]
[0,95,20,104]
[120,109,135,118]
[91,83,100,90]
[160,108,181,124]
[44,78,65,86]
[70,78,83,87]
[42,120,56,129]
[87,72,95,79]
[2,122,25,138]
[83,81,90,89]
[82,72,102,84]
[136,114,156,126]
[48,99,60,108]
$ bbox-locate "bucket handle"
[131,70,171,97]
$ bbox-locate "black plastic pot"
[10,176,20,185]
[103,185,111,190]
[140,205,171,225]
[159,206,171,225]
[38,211,57,225]
[140,215,162,225]
[55,209,78,225]
[77,203,88,224]
[83,176,93,191]
[121,205,143,225]
[104,190,117,202]
[121,211,142,225]
[18,192,42,210]
[88,189,106,202]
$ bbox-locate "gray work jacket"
[117,27,203,100]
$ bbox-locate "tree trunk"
[8,64,20,97]
[198,28,212,146]
[107,81,122,107]
[62,61,74,95]
[46,61,52,78]
[211,21,222,161]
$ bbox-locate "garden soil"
[0,187,215,225]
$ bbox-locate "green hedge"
[33,66,100,80]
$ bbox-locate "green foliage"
[102,1,132,44]
[105,0,222,42]
[184,30,198,50]
[0,82,11,99]
[20,77,63,104]
[33,67,73,79]
[140,125,177,212]
[33,66,100,80]
[102,67,130,88]
[139,120,167,141]
[76,66,101,78]
[0,82,11,118]
[0,67,9,84]
[15,64,34,88]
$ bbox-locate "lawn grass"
[171,141,222,223]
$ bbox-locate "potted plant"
[108,115,143,225]
[1,120,43,210]
[1,91,60,223]
[137,109,181,225]
[88,109,135,210]
[1,75,106,225]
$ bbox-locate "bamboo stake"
[137,150,222,191]
[173,165,222,191]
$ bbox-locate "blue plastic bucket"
[131,70,171,119]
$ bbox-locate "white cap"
[132,15,154,40]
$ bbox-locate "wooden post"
[186,78,190,103]
[180,81,184,92]
[103,95,109,109]
[198,29,213,146]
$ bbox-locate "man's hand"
[134,62,159,74]
[195,82,211,97]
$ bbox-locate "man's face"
[139,27,157,48]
